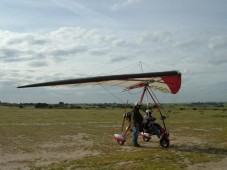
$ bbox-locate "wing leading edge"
[17,71,181,94]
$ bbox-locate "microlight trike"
[18,70,181,148]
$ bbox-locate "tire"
[143,136,150,142]
[160,138,169,148]
[117,140,125,145]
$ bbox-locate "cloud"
[207,55,227,66]
[90,33,125,47]
[7,34,49,46]
[112,0,143,11]
[137,31,171,43]
[0,30,49,47]
[112,39,127,47]
[0,48,38,63]
[107,55,129,63]
[0,48,21,59]
[208,35,227,51]
[172,38,204,50]
[0,28,90,65]
[1,27,227,103]
[0,31,50,64]
[28,61,49,67]
[50,27,86,41]
[0,27,136,88]
[48,46,88,57]
[88,48,109,56]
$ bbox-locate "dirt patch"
[0,150,100,170]
[187,157,227,170]
[0,133,100,170]
[169,133,227,170]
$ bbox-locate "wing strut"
[139,84,167,129]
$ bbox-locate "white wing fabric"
[18,71,181,94]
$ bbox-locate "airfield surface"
[0,106,226,169]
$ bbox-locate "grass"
[0,106,227,169]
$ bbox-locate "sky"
[1,0,227,104]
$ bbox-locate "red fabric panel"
[161,75,181,94]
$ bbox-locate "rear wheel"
[160,138,169,148]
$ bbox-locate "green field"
[0,106,227,170]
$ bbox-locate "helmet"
[146,109,152,115]
[135,101,142,106]
[146,109,151,113]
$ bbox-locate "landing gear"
[160,133,170,148]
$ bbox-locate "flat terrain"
[0,106,227,169]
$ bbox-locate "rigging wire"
[127,89,144,96]
[99,85,125,103]
[140,61,168,72]
[173,92,179,103]
[106,62,141,75]
[90,62,179,109]
[148,87,161,107]
[101,62,146,103]
[125,89,144,104]
[95,62,146,104]
[145,89,149,109]
[139,61,144,73]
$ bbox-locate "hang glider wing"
[17,71,181,94]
